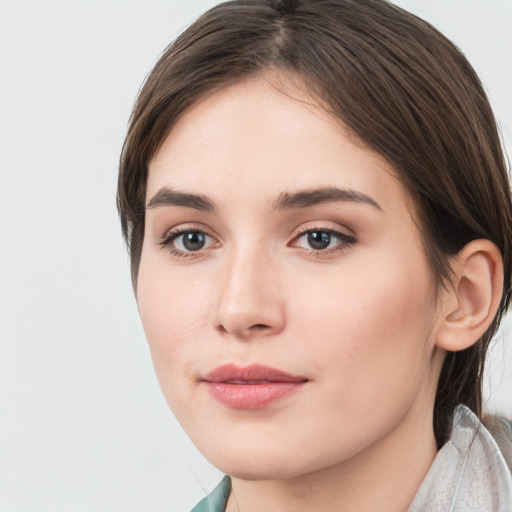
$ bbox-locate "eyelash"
[157,225,357,259]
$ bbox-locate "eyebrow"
[273,187,382,211]
[146,186,382,213]
[147,187,216,212]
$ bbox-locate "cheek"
[289,251,436,405]
[136,251,212,381]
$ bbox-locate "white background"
[1,1,511,511]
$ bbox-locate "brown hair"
[118,0,512,446]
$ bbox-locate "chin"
[197,432,344,481]
[215,457,313,481]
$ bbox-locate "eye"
[293,228,356,254]
[158,227,218,257]
[176,231,212,251]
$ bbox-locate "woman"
[118,0,512,510]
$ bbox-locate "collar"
[190,475,231,512]
[408,405,512,511]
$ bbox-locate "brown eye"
[180,231,207,251]
[307,231,332,250]
[160,229,217,256]
[293,228,356,254]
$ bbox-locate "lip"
[203,364,308,409]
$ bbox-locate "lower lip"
[206,381,305,409]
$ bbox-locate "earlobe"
[436,239,503,352]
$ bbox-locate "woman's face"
[137,77,445,479]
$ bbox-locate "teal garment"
[190,476,231,512]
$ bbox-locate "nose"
[213,246,286,340]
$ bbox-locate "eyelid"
[158,222,215,241]
[292,221,357,242]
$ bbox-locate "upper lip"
[203,363,308,384]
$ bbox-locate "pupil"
[183,232,206,251]
[308,231,331,250]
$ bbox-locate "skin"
[137,77,451,511]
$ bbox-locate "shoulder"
[482,412,512,472]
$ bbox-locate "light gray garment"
[408,405,512,511]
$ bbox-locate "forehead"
[147,77,408,215]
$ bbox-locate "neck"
[226,402,438,512]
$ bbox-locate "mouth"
[203,364,308,409]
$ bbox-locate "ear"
[435,239,503,352]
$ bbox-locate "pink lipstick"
[203,364,308,409]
